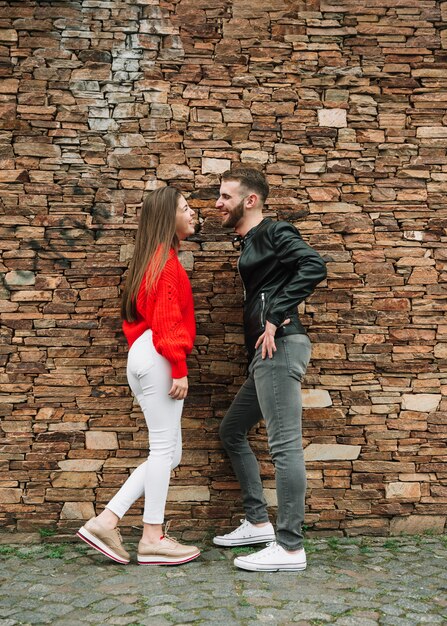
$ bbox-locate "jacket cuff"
[171,360,188,379]
[266,312,284,328]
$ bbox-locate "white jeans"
[106,330,183,524]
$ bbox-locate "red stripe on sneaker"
[137,552,200,566]
[76,531,129,565]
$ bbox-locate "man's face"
[216,180,246,229]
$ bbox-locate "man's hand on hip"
[255,319,290,359]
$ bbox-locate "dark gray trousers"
[219,334,312,551]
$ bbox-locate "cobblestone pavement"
[0,534,446,626]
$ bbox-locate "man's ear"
[245,193,258,208]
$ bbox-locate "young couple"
[77,168,327,572]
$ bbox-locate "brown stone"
[390,515,445,535]
[275,143,304,163]
[157,164,194,180]
[60,501,95,520]
[408,267,438,284]
[0,488,22,503]
[374,299,410,311]
[312,343,347,359]
[385,482,421,500]
[71,64,112,81]
[0,170,30,183]
[79,287,118,301]
[306,187,340,201]
[85,432,118,450]
[51,472,98,488]
[14,143,61,158]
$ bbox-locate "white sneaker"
[213,519,275,547]
[234,541,307,572]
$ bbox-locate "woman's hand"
[169,376,188,400]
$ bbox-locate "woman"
[77,186,199,566]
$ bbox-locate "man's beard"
[222,198,245,229]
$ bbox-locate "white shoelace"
[227,519,250,535]
[161,520,180,545]
[264,541,280,551]
[249,542,287,561]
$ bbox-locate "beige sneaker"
[77,517,130,565]
[138,525,200,565]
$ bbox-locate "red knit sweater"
[122,249,196,378]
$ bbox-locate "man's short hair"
[221,167,269,203]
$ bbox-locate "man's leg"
[253,335,311,551]
[219,372,269,525]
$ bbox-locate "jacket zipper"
[237,256,246,301]
[260,292,265,328]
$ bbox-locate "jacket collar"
[233,218,269,251]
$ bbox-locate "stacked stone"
[0,0,446,538]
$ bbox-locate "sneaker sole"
[234,558,307,572]
[213,535,276,547]
[137,551,200,566]
[76,528,130,565]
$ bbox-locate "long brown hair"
[121,186,181,322]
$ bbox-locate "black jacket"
[237,218,327,361]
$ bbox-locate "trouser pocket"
[280,335,311,381]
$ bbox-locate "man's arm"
[266,221,327,328]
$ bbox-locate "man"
[213,167,327,572]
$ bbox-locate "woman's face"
[175,195,195,240]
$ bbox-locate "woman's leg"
[105,331,183,535]
[103,426,182,524]
[77,331,187,564]
[77,331,190,564]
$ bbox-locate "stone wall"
[1,0,446,539]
